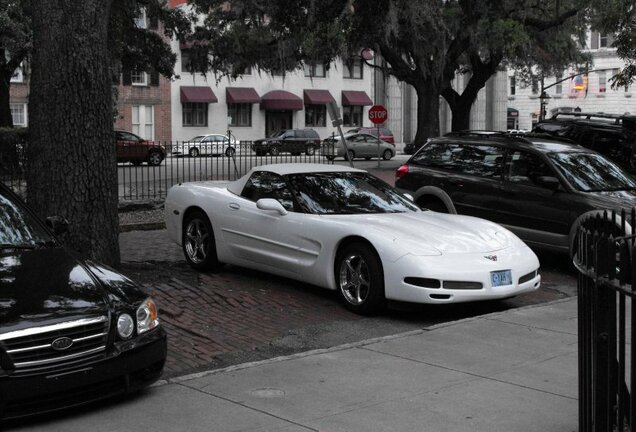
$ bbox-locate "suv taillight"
[396,165,409,179]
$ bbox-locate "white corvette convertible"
[165,164,540,314]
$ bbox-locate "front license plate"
[491,270,512,287]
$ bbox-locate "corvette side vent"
[518,270,538,285]
[404,277,441,288]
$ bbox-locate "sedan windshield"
[287,172,420,214]
[0,189,55,248]
[548,152,636,192]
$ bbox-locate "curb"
[155,297,577,388]
[119,222,166,233]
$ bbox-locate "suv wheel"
[270,147,280,156]
[305,146,315,156]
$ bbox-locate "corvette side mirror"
[256,198,288,216]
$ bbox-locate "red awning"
[226,87,261,104]
[341,90,373,106]
[303,89,335,105]
[260,90,303,111]
[180,86,218,103]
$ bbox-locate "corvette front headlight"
[137,298,159,334]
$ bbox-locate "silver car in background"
[172,134,239,158]
[322,132,395,161]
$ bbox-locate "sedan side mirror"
[46,215,70,235]
[256,198,288,216]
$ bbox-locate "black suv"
[395,131,636,255]
[252,128,321,156]
[533,112,636,173]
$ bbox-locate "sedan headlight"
[117,314,134,339]
[137,298,159,334]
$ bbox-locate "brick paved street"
[119,229,577,379]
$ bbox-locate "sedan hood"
[0,247,109,332]
[584,189,636,210]
[340,212,516,255]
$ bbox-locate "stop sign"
[368,105,388,125]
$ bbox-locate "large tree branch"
[523,8,579,31]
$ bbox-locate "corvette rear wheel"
[183,211,221,271]
[335,242,385,315]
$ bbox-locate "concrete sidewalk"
[13,298,578,432]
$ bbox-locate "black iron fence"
[575,209,636,432]
[1,140,334,201]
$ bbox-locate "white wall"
[170,40,375,142]
[507,33,635,131]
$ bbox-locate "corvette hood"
[0,247,109,332]
[337,212,517,255]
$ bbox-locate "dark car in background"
[0,184,167,420]
[251,129,321,156]
[115,130,166,166]
[395,131,636,256]
[347,127,395,144]
[533,112,636,173]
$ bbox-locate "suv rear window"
[411,141,504,179]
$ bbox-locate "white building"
[507,31,635,131]
[171,38,376,142]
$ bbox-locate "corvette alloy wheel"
[182,211,221,271]
[335,242,385,314]
[339,253,371,305]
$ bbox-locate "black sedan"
[0,184,167,420]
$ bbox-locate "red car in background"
[115,130,165,166]
[347,127,395,145]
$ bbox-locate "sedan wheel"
[183,211,221,271]
[225,147,236,157]
[382,149,393,161]
[345,150,355,161]
[335,242,385,315]
[189,148,200,158]
[147,150,163,166]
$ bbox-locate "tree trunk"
[413,83,440,144]
[28,0,120,266]
[0,71,14,128]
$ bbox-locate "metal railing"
[575,209,636,432]
[1,140,334,201]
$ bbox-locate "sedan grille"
[0,316,109,370]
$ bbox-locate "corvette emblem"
[484,255,498,262]
[51,337,74,351]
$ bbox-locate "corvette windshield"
[0,189,55,247]
[548,152,636,192]
[287,172,420,214]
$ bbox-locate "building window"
[181,50,191,73]
[509,76,516,96]
[344,59,363,79]
[598,71,607,93]
[305,105,326,127]
[10,64,24,83]
[132,105,154,139]
[304,62,326,78]
[531,77,539,95]
[135,8,147,29]
[599,34,612,48]
[228,103,251,126]
[131,70,148,86]
[343,105,363,127]
[182,103,208,127]
[10,103,27,127]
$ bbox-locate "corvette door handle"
[228,203,240,210]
